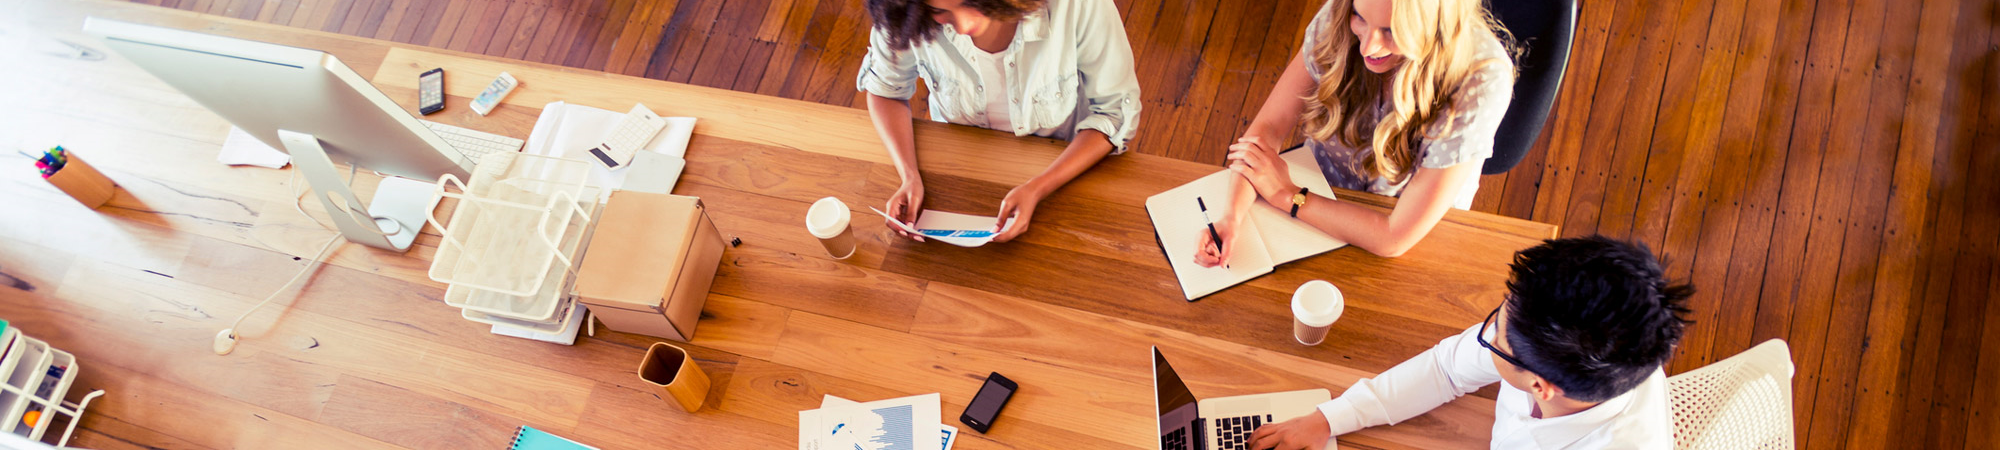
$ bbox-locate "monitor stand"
[277,129,432,252]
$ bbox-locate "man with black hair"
[1250,235,1694,449]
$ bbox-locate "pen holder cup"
[637,342,709,413]
[44,153,116,209]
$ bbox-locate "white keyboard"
[421,120,524,162]
[585,103,668,169]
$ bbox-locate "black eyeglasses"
[1476,306,1534,372]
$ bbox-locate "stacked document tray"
[0,324,105,447]
[427,152,599,335]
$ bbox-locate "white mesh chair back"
[1668,339,1796,450]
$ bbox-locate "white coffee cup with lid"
[1292,280,1344,346]
[806,197,855,259]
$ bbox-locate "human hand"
[887,178,926,242]
[1247,410,1335,450]
[1193,213,1243,268]
[1225,138,1299,208]
[992,181,1046,243]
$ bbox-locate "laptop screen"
[1154,347,1200,450]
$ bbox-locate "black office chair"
[1481,0,1578,175]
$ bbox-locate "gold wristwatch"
[1290,187,1309,217]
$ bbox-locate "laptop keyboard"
[1212,414,1273,450]
[1162,427,1188,449]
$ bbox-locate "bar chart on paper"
[862,405,915,450]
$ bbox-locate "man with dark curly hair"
[858,0,1139,243]
[1252,235,1694,449]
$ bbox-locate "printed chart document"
[1146,149,1347,300]
[800,393,944,450]
[868,207,1015,248]
[820,396,958,450]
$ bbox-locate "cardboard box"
[574,191,726,341]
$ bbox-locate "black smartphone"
[418,68,445,115]
[960,372,1017,433]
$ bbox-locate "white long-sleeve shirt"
[1319,324,1674,449]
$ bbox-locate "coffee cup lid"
[807,197,851,238]
[1292,280,1344,327]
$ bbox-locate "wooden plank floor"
[74,0,2000,447]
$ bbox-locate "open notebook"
[1147,149,1347,300]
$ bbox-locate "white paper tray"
[427,152,593,296]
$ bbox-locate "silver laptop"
[1155,347,1330,450]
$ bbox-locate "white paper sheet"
[217,126,290,169]
[799,393,944,450]
[617,151,686,195]
[654,117,697,159]
[487,303,586,345]
[523,101,696,201]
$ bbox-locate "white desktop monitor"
[83,17,473,252]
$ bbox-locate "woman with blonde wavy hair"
[1194,0,1514,264]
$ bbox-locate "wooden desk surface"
[0,0,1554,448]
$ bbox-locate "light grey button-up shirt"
[856,0,1142,153]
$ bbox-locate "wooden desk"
[0,0,1555,448]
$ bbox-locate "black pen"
[1198,197,1223,254]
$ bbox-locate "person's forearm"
[1285,163,1475,257]
[1320,325,1499,435]
[1287,195,1401,253]
[867,94,921,183]
[1226,174,1260,226]
[1023,129,1116,196]
[1225,57,1315,224]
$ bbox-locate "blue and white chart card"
[800,393,946,450]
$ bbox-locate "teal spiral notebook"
[510,426,596,450]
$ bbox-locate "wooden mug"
[637,342,710,412]
[44,152,116,209]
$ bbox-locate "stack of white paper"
[800,393,958,450]
[488,303,587,345]
[523,101,697,202]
